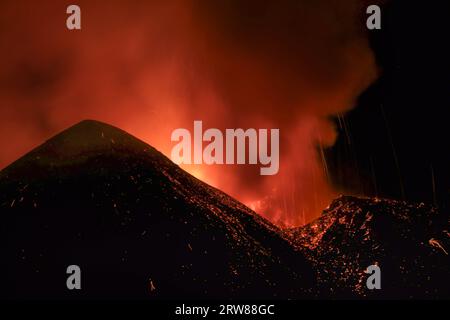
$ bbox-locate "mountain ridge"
[0,119,314,299]
[1,120,448,299]
[289,195,450,298]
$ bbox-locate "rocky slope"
[0,120,313,299]
[289,196,450,299]
[1,120,448,300]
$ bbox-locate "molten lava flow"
[0,0,380,226]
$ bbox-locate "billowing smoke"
[0,0,379,226]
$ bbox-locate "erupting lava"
[0,0,380,226]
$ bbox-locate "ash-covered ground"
[0,120,448,299]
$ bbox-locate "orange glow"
[0,0,378,226]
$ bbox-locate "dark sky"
[328,0,450,211]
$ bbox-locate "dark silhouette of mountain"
[0,120,314,300]
[289,196,450,299]
[1,120,448,300]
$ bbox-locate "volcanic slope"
[0,120,314,299]
[289,196,450,299]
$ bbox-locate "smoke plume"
[0,0,379,226]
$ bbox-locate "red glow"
[0,0,378,226]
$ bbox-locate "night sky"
[328,0,450,212]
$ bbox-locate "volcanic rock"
[289,195,450,299]
[0,120,313,299]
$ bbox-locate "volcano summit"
[0,120,312,299]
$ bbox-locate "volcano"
[0,120,448,300]
[0,120,313,299]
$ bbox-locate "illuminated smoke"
[0,0,379,226]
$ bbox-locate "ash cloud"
[0,0,380,226]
